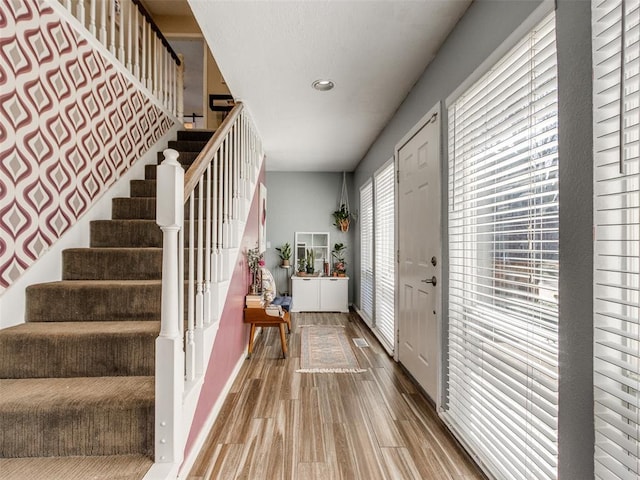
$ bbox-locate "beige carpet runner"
[298,325,366,373]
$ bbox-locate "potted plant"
[246,246,264,294]
[297,257,306,276]
[275,242,292,267]
[306,249,315,274]
[332,203,352,232]
[332,242,347,276]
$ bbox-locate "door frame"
[393,102,444,409]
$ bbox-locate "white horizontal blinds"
[374,162,395,351]
[446,12,559,480]
[360,181,374,324]
[593,0,640,478]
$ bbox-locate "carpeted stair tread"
[63,248,163,280]
[112,197,157,219]
[130,179,157,197]
[0,321,159,378]
[167,139,209,152]
[0,454,153,480]
[112,197,210,220]
[90,219,162,247]
[0,376,154,458]
[145,164,159,179]
[177,129,214,141]
[26,280,161,322]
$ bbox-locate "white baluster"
[76,0,85,26]
[170,57,176,117]
[186,192,195,382]
[177,54,184,122]
[133,5,140,79]
[89,0,96,35]
[65,0,72,10]
[117,0,125,63]
[126,0,132,71]
[155,148,184,466]
[98,0,107,45]
[140,15,146,85]
[195,178,205,374]
[153,36,158,98]
[213,150,220,282]
[164,48,173,110]
[109,0,115,55]
[224,137,230,251]
[204,164,212,326]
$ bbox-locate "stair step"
[0,321,158,378]
[0,376,154,457]
[131,178,220,199]
[0,454,153,480]
[167,139,209,152]
[145,164,158,179]
[130,179,157,198]
[63,248,163,280]
[177,129,214,142]
[26,280,161,322]
[91,220,161,247]
[112,197,157,220]
[113,197,209,220]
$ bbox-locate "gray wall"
[265,172,355,301]
[352,0,594,478]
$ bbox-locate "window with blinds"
[374,162,395,352]
[446,12,559,480]
[360,181,374,324]
[592,0,640,479]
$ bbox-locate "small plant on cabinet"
[306,249,315,274]
[332,242,347,276]
[297,257,306,275]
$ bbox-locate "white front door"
[397,106,441,403]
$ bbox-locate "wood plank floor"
[187,311,485,480]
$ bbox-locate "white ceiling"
[153,1,472,172]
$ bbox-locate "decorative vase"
[282,259,290,267]
[306,265,314,274]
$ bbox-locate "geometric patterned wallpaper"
[0,0,175,292]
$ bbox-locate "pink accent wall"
[0,0,175,292]
[183,164,266,460]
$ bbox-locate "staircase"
[0,130,214,479]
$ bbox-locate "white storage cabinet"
[291,276,349,313]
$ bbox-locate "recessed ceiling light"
[312,79,335,91]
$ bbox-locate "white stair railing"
[55,0,183,117]
[153,103,263,474]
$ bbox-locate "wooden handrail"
[183,102,244,203]
[132,0,181,66]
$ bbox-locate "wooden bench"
[244,299,292,358]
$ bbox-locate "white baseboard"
[176,350,248,479]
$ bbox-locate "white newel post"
[155,148,185,465]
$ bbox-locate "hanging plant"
[332,204,351,232]
[333,172,354,232]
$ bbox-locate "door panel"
[397,107,441,402]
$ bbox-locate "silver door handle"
[422,276,437,286]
